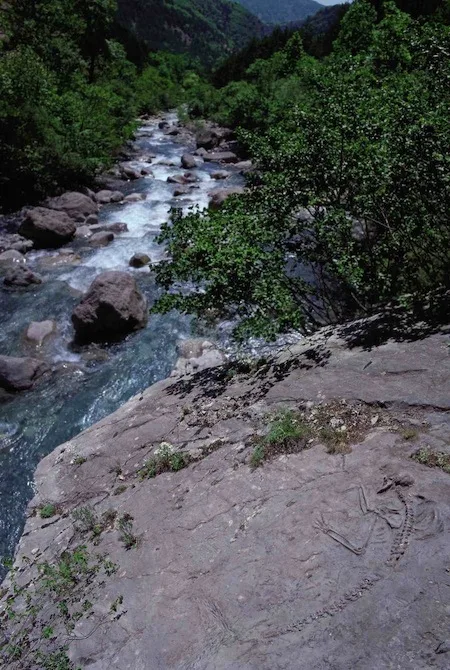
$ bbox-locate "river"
[0,114,244,576]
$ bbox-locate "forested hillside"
[234,0,321,24]
[115,0,266,66]
[0,0,263,212]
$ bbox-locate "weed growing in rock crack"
[117,513,139,550]
[71,455,86,466]
[113,485,127,496]
[0,545,121,669]
[138,442,190,479]
[39,503,58,519]
[72,506,117,544]
[412,447,450,473]
[250,410,312,468]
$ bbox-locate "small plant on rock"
[39,503,58,519]
[0,546,121,669]
[412,447,450,473]
[138,442,190,479]
[117,513,139,550]
[250,410,312,468]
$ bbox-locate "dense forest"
[0,0,449,339]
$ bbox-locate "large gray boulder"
[204,151,238,164]
[71,271,148,343]
[46,191,98,220]
[119,163,141,180]
[181,154,199,169]
[19,208,76,248]
[0,355,49,392]
[89,222,128,234]
[95,190,124,204]
[196,126,233,150]
[129,253,150,268]
[88,231,114,247]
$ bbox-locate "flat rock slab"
[8,321,450,669]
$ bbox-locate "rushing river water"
[0,114,244,576]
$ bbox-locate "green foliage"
[155,1,450,340]
[138,442,190,479]
[115,0,265,68]
[412,447,450,473]
[0,546,119,669]
[116,513,138,550]
[233,0,321,25]
[39,504,57,519]
[250,410,312,467]
[0,0,141,211]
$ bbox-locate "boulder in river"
[0,233,33,254]
[181,154,199,170]
[173,186,189,197]
[46,191,99,220]
[89,231,114,247]
[95,190,124,204]
[204,151,238,164]
[196,129,218,150]
[129,253,150,268]
[89,222,128,234]
[194,147,208,157]
[3,266,42,287]
[0,249,26,268]
[0,355,49,392]
[209,187,245,210]
[71,271,148,343]
[167,174,187,185]
[211,170,230,180]
[19,208,76,248]
[89,221,128,233]
[25,320,57,347]
[183,172,199,184]
[123,193,146,203]
[120,164,141,180]
[85,214,99,226]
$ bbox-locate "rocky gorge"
[0,117,449,670]
[0,113,248,572]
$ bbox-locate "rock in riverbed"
[181,154,200,169]
[0,250,26,267]
[71,271,148,343]
[89,231,114,247]
[19,208,76,248]
[0,355,49,392]
[95,190,124,204]
[129,253,150,268]
[25,320,57,347]
[3,266,42,287]
[46,191,99,220]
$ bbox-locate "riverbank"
[0,112,251,572]
[2,311,449,668]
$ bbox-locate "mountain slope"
[116,0,266,66]
[234,0,322,24]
